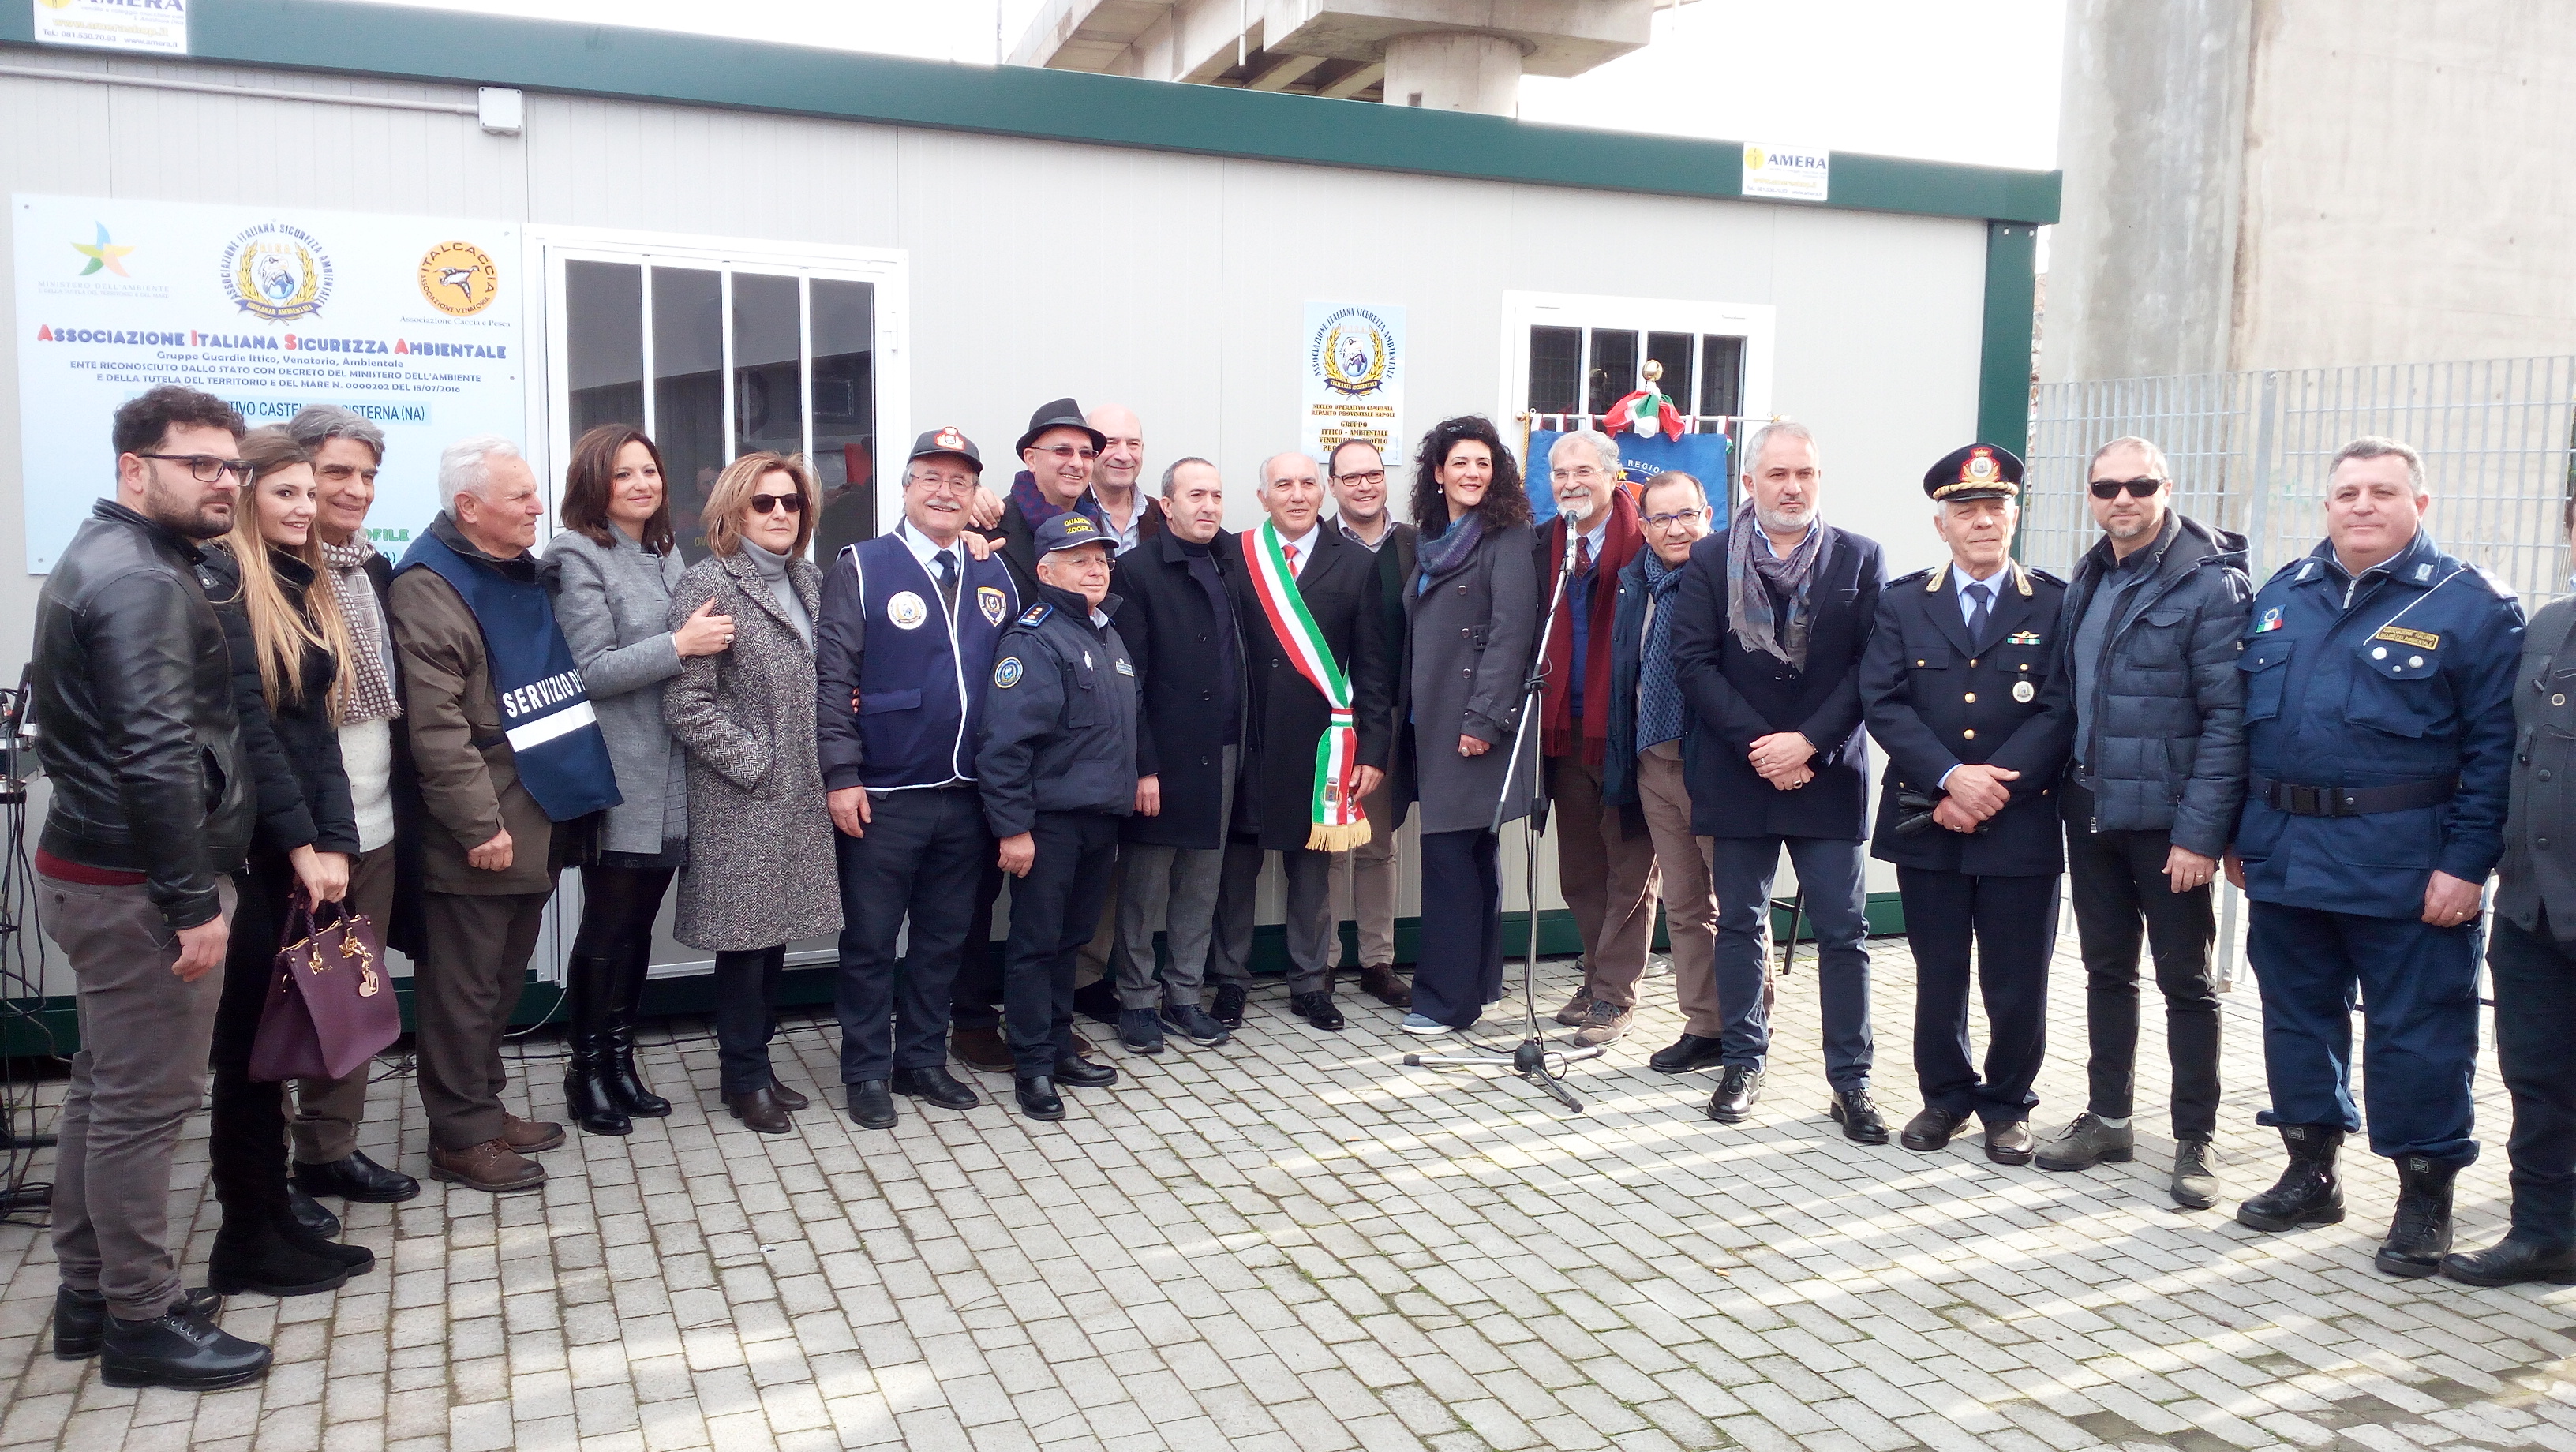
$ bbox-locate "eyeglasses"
[1642,510,1705,530]
[1036,444,1099,462]
[1332,469,1387,487]
[747,492,806,515]
[133,452,250,483]
[909,472,979,495]
[1553,466,1609,482]
[2089,477,2166,500]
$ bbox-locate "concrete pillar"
[1381,30,1522,114]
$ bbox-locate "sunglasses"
[1036,444,1099,462]
[748,492,806,515]
[2089,477,2165,500]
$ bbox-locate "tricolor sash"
[1241,522,1370,851]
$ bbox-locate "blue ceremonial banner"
[1526,428,1732,529]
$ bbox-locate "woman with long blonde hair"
[202,425,376,1297]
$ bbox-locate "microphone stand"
[1405,504,1605,1112]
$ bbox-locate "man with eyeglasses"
[1325,438,1416,1007]
[820,428,1020,1129]
[1536,430,1657,1048]
[988,398,1110,601]
[2034,436,2250,1211]
[32,384,275,1389]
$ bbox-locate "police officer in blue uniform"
[818,426,1019,1132]
[2229,436,2522,1277]
[979,512,1140,1121]
[1861,445,2073,1166]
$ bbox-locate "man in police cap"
[979,511,1138,1121]
[2227,435,2522,1278]
[1860,445,2072,1166]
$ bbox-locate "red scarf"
[1540,486,1643,765]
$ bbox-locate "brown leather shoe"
[500,1114,566,1154]
[767,1078,810,1112]
[429,1140,546,1194]
[724,1087,792,1134]
[952,1025,1014,1075]
[1359,964,1413,1008]
[1552,989,1593,1027]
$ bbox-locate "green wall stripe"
[1978,221,2042,458]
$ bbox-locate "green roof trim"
[0,0,2059,226]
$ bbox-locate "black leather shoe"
[54,1286,220,1361]
[565,1053,631,1136]
[294,1151,420,1205]
[99,1300,271,1390]
[1829,1089,1889,1145]
[286,1185,341,1241]
[893,1065,981,1110]
[1015,1075,1065,1121]
[2237,1124,2346,1232]
[1159,1002,1233,1047]
[1706,1065,1764,1124]
[206,1229,350,1298]
[2442,1234,2576,1287]
[1053,1055,1119,1089]
[1288,990,1346,1031]
[2376,1154,2458,1278]
[1985,1121,2037,1166]
[1211,983,1248,1030]
[1120,1007,1165,1053]
[846,1080,898,1130]
[1901,1106,1971,1152]
[1649,1034,1728,1075]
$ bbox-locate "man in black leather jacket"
[32,384,275,1390]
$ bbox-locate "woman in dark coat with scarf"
[1393,416,1542,1034]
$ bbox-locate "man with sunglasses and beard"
[2033,437,2250,1211]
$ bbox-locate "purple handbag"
[249,890,402,1083]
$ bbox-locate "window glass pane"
[1646,331,1694,419]
[732,271,804,469]
[1587,330,1638,418]
[564,261,642,443]
[1699,335,1747,422]
[810,279,877,558]
[653,267,724,561]
[1528,325,1581,417]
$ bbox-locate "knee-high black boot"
[604,938,672,1117]
[564,952,631,1136]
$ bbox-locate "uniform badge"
[1115,657,1134,676]
[2255,607,2284,634]
[993,657,1023,689]
[887,590,928,630]
[978,586,1007,627]
[2005,630,2042,646]
[2374,624,2439,650]
[2012,679,2035,703]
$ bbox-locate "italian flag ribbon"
[1241,522,1372,851]
[1601,384,1686,441]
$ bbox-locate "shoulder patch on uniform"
[994,656,1024,689]
[2465,563,2519,601]
[1018,603,1051,627]
[1892,567,1934,586]
[2027,567,2067,588]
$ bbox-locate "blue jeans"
[1709,836,1873,1091]
[2488,911,2576,1240]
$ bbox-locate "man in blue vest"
[390,436,622,1196]
[819,427,1019,1130]
[2227,436,2522,1278]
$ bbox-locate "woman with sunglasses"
[662,451,841,1132]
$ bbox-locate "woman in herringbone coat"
[664,451,841,1134]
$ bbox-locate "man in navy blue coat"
[1668,421,1889,1140]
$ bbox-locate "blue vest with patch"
[395,530,623,822]
[842,532,1017,789]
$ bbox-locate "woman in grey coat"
[545,425,736,1136]
[1395,416,1542,1035]
[665,451,841,1133]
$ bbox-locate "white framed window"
[1500,290,1776,446]
[519,226,911,562]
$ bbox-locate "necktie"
[1283,541,1301,577]
[934,548,959,610]
[1964,580,1991,643]
[1576,533,1593,578]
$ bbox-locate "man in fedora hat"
[987,398,1109,601]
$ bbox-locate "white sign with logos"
[1301,301,1405,476]
[13,193,523,571]
[32,0,188,54]
[1741,143,1830,203]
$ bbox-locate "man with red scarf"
[1537,430,1657,1047]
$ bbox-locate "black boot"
[2376,1154,2458,1278]
[563,953,631,1136]
[604,941,672,1117]
[2235,1124,2346,1232]
[206,1225,350,1297]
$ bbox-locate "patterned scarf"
[320,535,402,724]
[1727,510,1826,672]
[1413,509,1486,595]
[1637,552,1690,750]
[1008,469,1105,534]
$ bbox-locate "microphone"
[1560,495,1583,575]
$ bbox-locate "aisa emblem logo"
[221,223,332,324]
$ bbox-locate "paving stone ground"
[4,916,2574,1452]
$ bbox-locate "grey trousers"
[290,840,394,1163]
[416,885,555,1151]
[1211,836,1335,996]
[1330,770,1402,968]
[43,873,235,1321]
[1117,745,1236,1009]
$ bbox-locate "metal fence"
[2024,357,2576,604]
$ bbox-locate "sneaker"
[1159,1002,1233,1047]
[1118,1008,1165,1054]
[1568,1000,1632,1048]
[1552,988,1593,1027]
[1211,983,1249,1029]
[1401,1013,1453,1036]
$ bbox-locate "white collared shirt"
[1336,513,1393,553]
[893,518,965,574]
[1278,520,1323,575]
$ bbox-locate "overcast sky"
[343,0,2064,170]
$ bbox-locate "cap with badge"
[1033,512,1110,556]
[908,425,983,473]
[1015,397,1106,457]
[1924,443,2025,503]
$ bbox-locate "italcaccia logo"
[222,223,332,324]
[1312,307,1395,399]
[417,240,497,316]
